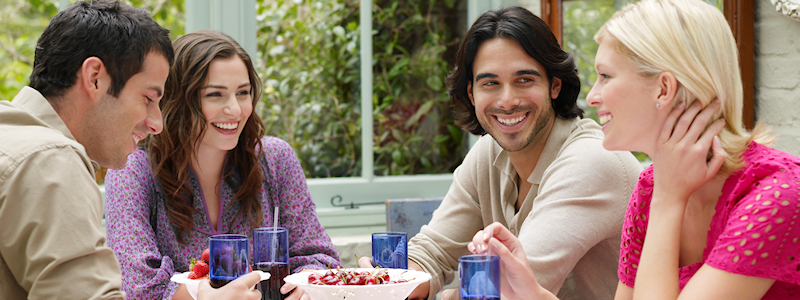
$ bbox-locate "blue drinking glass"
[209,234,249,288]
[459,255,500,300]
[371,232,408,269]
[253,227,289,300]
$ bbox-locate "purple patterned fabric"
[105,136,340,299]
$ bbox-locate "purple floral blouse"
[105,136,341,299]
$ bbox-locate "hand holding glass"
[253,227,289,300]
[209,234,250,288]
[371,232,408,269]
[459,254,500,300]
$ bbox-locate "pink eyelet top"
[619,142,800,299]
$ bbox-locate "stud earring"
[656,103,661,109]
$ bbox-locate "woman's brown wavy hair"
[144,30,265,243]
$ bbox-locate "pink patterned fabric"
[619,142,800,299]
[105,136,340,299]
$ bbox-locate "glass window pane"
[0,1,56,101]
[128,0,186,39]
[562,0,650,161]
[562,0,634,122]
[370,0,469,176]
[257,1,362,178]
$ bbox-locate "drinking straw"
[271,206,279,263]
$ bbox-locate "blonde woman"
[468,0,800,299]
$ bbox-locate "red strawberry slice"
[192,261,209,278]
[201,248,210,263]
[187,272,198,279]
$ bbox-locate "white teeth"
[599,114,613,125]
[497,115,525,126]
[213,122,238,130]
[133,134,141,144]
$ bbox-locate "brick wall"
[756,0,800,156]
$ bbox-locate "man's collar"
[12,86,100,173]
[12,86,77,142]
[492,117,575,185]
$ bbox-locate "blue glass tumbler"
[459,255,500,300]
[371,232,408,269]
[209,234,250,288]
[253,227,289,300]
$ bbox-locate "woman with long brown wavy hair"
[104,30,340,300]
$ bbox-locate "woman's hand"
[282,283,309,300]
[652,100,727,201]
[467,222,557,300]
[196,271,262,300]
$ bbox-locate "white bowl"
[284,268,431,300]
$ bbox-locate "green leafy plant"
[257,0,467,177]
[0,0,184,102]
[0,0,56,101]
[370,0,466,176]
[563,0,649,162]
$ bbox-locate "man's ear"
[656,71,678,108]
[550,77,562,99]
[467,81,475,106]
[79,57,107,102]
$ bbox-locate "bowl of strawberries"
[283,267,431,300]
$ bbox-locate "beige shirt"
[408,117,643,300]
[0,87,125,299]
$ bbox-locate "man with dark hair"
[362,6,642,299]
[0,1,260,299]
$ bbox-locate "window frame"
[541,0,755,130]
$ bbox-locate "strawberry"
[192,260,209,278]
[201,248,210,263]
[187,272,198,279]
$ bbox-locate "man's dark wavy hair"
[29,0,174,102]
[446,6,582,135]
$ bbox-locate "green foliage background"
[0,0,185,101]
[256,0,467,177]
[0,0,57,100]
[3,0,467,178]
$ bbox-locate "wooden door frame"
[541,0,755,129]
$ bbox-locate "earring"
[655,103,661,109]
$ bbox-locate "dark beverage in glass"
[253,227,289,300]
[461,296,501,300]
[210,276,236,288]
[255,262,290,300]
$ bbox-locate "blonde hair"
[595,0,775,174]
